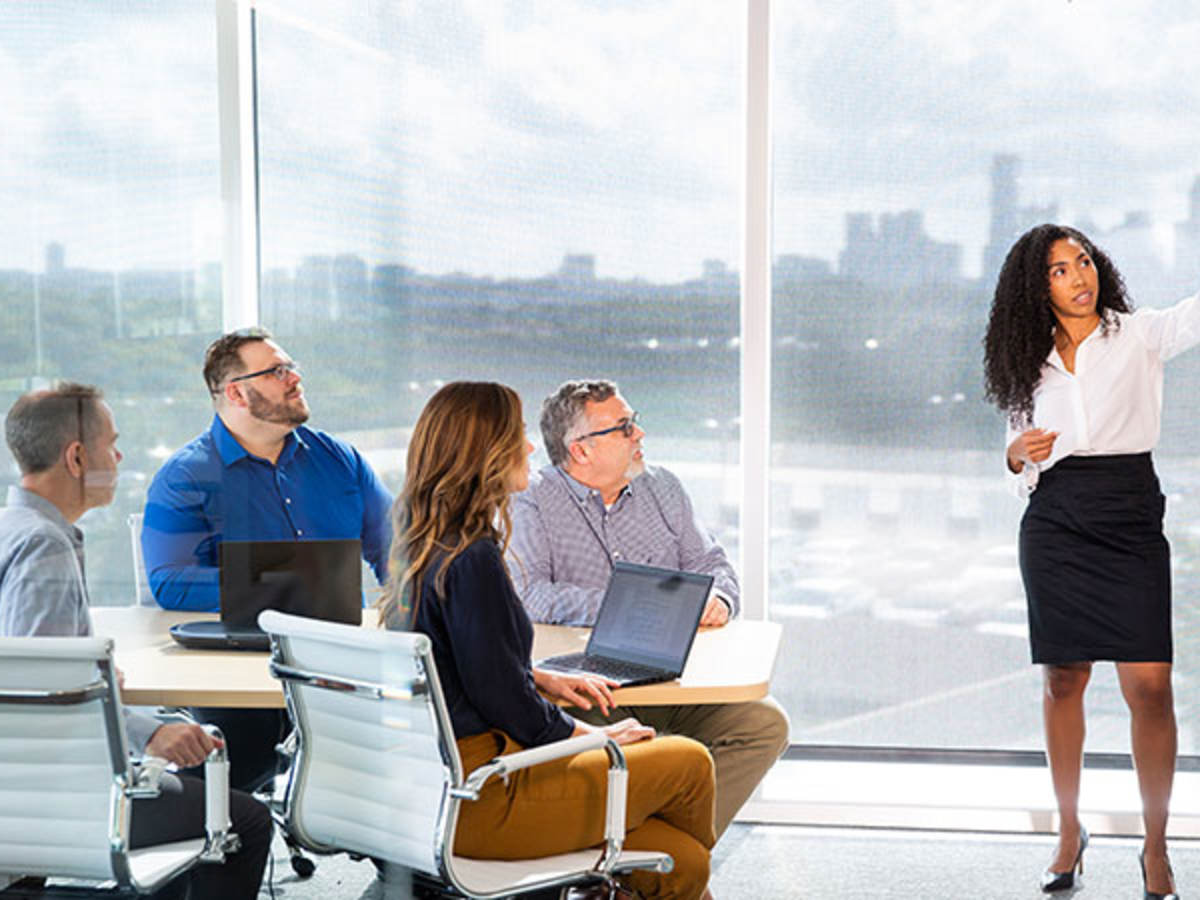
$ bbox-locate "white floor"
[745,757,1200,836]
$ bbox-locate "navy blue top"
[142,415,392,612]
[409,539,574,747]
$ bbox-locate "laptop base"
[536,652,676,688]
[168,620,270,652]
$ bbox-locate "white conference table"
[91,606,782,710]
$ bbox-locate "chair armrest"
[455,732,630,875]
[459,732,609,795]
[127,756,169,798]
[198,725,241,862]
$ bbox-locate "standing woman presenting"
[984,223,1200,898]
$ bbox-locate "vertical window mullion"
[741,0,772,620]
[216,0,260,329]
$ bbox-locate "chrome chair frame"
[260,610,672,899]
[0,636,238,895]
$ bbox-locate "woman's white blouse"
[1006,291,1200,497]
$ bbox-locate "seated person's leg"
[453,732,714,900]
[188,707,290,792]
[130,773,272,900]
[622,699,790,837]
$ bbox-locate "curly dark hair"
[983,223,1132,427]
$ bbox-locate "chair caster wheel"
[290,854,316,878]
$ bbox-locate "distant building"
[557,254,596,285]
[1100,211,1171,305]
[838,210,961,286]
[332,254,367,320]
[294,255,334,332]
[371,263,414,315]
[261,267,295,333]
[700,258,738,295]
[44,242,64,276]
[980,154,1057,284]
[1175,176,1200,287]
[774,254,831,283]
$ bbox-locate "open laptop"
[535,561,713,687]
[168,539,363,651]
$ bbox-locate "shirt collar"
[5,485,82,545]
[557,467,633,504]
[211,414,305,467]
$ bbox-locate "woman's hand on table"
[534,667,618,715]
[573,716,657,745]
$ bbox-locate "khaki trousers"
[574,697,790,837]
[454,731,716,900]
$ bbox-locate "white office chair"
[0,635,239,895]
[258,609,673,898]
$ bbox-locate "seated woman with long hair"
[379,381,717,900]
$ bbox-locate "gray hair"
[5,382,105,475]
[540,379,618,466]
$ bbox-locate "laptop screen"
[586,562,713,672]
[218,539,363,628]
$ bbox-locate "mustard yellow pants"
[454,731,716,900]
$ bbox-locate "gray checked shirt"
[0,485,159,751]
[508,464,739,626]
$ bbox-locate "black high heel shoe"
[1139,850,1180,900]
[1041,827,1089,892]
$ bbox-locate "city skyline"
[5,3,1200,282]
[12,156,1200,302]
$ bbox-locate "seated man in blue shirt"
[142,328,392,790]
[509,379,790,839]
[0,383,271,898]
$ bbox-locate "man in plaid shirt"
[509,379,789,838]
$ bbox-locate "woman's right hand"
[1007,428,1058,473]
[574,716,656,745]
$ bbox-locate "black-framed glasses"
[573,411,640,442]
[228,361,301,385]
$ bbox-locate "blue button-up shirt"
[142,415,393,612]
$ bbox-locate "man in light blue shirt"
[509,379,789,838]
[140,328,392,790]
[0,383,271,898]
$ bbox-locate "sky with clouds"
[2,0,1199,283]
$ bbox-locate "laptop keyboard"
[544,652,664,682]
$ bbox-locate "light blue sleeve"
[0,531,90,637]
[0,530,160,753]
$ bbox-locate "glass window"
[770,1,1200,752]
[0,1,221,604]
[255,2,743,534]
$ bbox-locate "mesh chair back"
[260,610,459,877]
[0,636,128,881]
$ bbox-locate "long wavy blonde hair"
[379,381,526,628]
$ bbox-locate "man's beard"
[245,384,309,427]
[625,455,646,480]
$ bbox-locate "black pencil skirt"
[1019,453,1172,665]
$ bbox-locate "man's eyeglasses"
[228,362,301,385]
[573,411,640,442]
